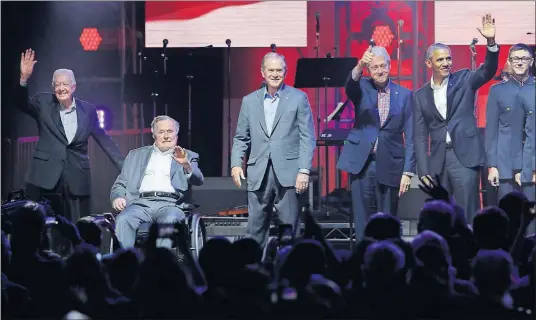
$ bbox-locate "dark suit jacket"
[413,47,499,177]
[485,78,530,179]
[519,78,535,182]
[15,85,124,196]
[337,75,416,188]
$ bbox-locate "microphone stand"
[162,40,169,115]
[226,39,232,176]
[315,14,322,213]
[187,73,194,149]
[137,49,146,146]
[397,20,404,84]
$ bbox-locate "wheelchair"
[134,203,206,258]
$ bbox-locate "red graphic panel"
[146,1,258,22]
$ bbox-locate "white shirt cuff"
[299,169,310,175]
[185,171,193,179]
[488,44,499,52]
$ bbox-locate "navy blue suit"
[337,74,415,239]
[485,77,529,199]
[413,47,499,220]
[519,77,535,201]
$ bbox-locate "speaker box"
[192,177,247,216]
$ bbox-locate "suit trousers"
[350,156,399,240]
[439,148,480,223]
[247,162,299,249]
[115,196,186,249]
[26,173,91,223]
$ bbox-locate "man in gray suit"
[110,115,204,248]
[231,52,316,247]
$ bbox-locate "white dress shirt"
[139,146,179,193]
[430,76,452,144]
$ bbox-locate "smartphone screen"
[278,224,294,246]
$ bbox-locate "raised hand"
[172,146,190,167]
[20,49,37,82]
[419,174,450,202]
[477,13,496,41]
[359,45,374,68]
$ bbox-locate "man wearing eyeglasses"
[486,43,534,201]
[337,46,415,239]
[413,14,499,221]
[231,52,316,248]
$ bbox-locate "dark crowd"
[1,179,535,320]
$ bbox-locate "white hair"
[52,69,76,87]
[370,46,391,64]
[151,115,180,136]
[261,52,287,70]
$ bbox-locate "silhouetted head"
[365,212,402,240]
[472,249,513,298]
[418,200,455,238]
[473,206,509,250]
[10,201,47,253]
[362,240,406,289]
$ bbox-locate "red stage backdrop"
[145,1,535,197]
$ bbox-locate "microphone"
[315,12,320,36]
[398,19,404,27]
[470,38,478,52]
[369,38,376,47]
[162,39,168,57]
[225,39,231,47]
[270,43,276,52]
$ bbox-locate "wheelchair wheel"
[189,213,206,258]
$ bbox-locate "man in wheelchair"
[110,115,204,249]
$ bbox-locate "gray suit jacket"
[110,146,204,206]
[231,85,316,191]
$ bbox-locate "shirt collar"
[153,144,175,156]
[59,98,76,111]
[264,84,285,99]
[376,79,391,93]
[430,75,449,90]
[509,75,534,87]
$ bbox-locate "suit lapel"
[170,158,180,180]
[49,103,68,144]
[71,99,86,143]
[271,86,289,133]
[424,86,445,120]
[257,90,269,137]
[138,147,153,185]
[446,74,456,120]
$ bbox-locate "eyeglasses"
[369,64,389,72]
[509,57,533,63]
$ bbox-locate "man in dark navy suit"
[337,45,415,239]
[16,49,124,223]
[413,14,499,221]
[486,44,534,200]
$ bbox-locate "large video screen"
[434,1,535,45]
[145,1,307,48]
